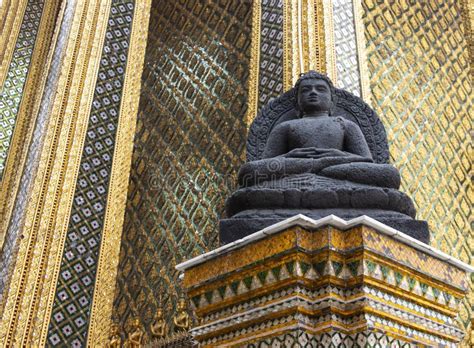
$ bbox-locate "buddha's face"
[297,78,332,114]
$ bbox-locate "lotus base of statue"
[220,209,429,245]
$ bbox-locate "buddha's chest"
[287,118,345,149]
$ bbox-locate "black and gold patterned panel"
[112,0,252,337]
[362,0,472,329]
[257,0,284,111]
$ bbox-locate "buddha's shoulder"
[272,117,358,130]
[332,116,360,129]
[270,120,293,132]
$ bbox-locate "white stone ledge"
[176,214,474,273]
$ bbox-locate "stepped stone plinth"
[177,215,472,347]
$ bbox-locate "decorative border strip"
[199,312,457,347]
[353,0,370,103]
[283,0,291,89]
[0,0,61,316]
[0,1,44,178]
[198,285,454,327]
[0,0,111,345]
[313,0,326,72]
[0,0,27,90]
[34,1,111,344]
[245,0,261,126]
[87,0,151,345]
[0,0,52,245]
[331,0,362,95]
[188,256,462,315]
[283,0,327,88]
[193,295,462,340]
[323,0,337,82]
[258,0,285,113]
[44,1,137,345]
[35,0,111,344]
[0,0,73,299]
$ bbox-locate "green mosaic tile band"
[111,0,252,341]
[0,0,45,179]
[362,0,473,329]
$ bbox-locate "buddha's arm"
[262,123,288,158]
[344,120,373,159]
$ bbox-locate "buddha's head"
[294,71,334,116]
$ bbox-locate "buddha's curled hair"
[294,70,335,94]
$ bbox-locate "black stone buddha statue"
[220,71,429,244]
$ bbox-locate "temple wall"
[0,0,471,346]
[111,0,253,340]
[362,0,472,330]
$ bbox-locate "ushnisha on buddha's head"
[294,71,335,117]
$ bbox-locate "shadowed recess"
[111,0,252,339]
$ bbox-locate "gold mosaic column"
[110,1,253,343]
[0,0,151,346]
[0,0,61,248]
[178,216,472,347]
[361,0,473,336]
[246,0,329,125]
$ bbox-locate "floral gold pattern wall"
[112,0,252,337]
[362,0,472,330]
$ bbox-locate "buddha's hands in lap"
[282,147,353,159]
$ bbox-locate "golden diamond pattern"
[111,0,252,340]
[362,0,472,329]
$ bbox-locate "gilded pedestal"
[177,215,472,347]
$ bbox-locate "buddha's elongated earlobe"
[294,87,304,118]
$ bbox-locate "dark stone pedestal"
[220,209,429,245]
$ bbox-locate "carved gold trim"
[313,0,326,73]
[0,0,12,36]
[283,0,327,89]
[86,0,152,345]
[0,0,26,90]
[290,0,299,83]
[307,0,316,70]
[245,0,261,126]
[283,0,292,89]
[0,0,64,252]
[322,0,337,83]
[297,0,305,72]
[35,1,112,345]
[0,0,27,238]
[0,0,112,345]
[27,0,108,341]
[353,0,370,103]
